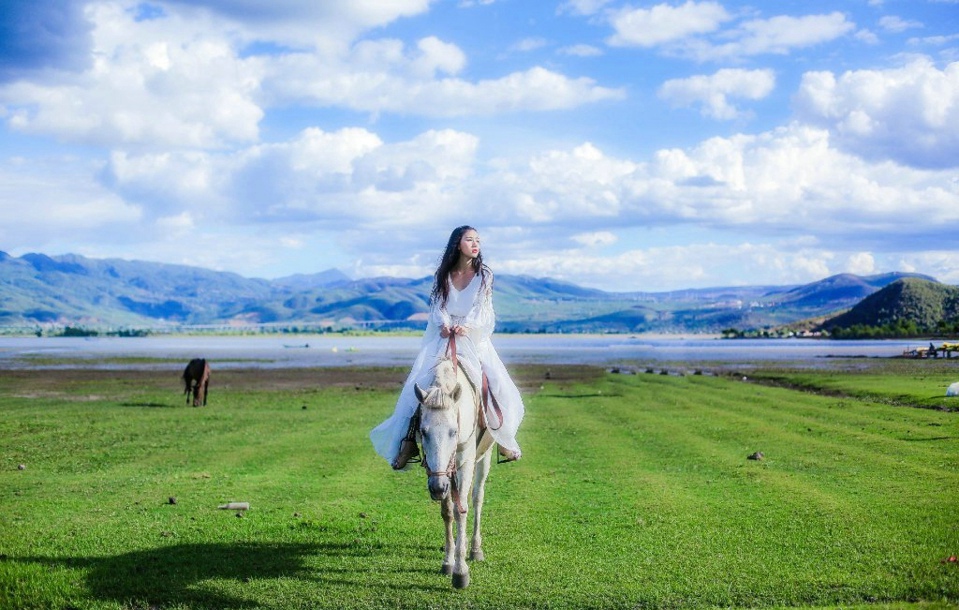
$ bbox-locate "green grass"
[742,358,959,411]
[0,365,957,609]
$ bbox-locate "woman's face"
[458,229,480,261]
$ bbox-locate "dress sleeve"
[427,293,451,331]
[463,269,495,343]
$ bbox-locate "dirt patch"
[0,364,606,396]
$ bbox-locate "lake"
[0,334,933,370]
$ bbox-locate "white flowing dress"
[370,269,525,466]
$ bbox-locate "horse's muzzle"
[428,476,450,501]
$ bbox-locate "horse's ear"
[414,384,426,403]
[451,383,462,402]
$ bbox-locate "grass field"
[0,361,957,609]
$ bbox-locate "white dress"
[370,269,525,465]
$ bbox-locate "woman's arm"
[461,268,495,342]
[427,294,453,337]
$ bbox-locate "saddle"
[447,334,503,432]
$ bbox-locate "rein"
[421,333,470,514]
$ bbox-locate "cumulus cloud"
[267,50,624,116]
[685,12,856,61]
[794,57,959,168]
[7,116,958,289]
[600,5,854,61]
[606,1,730,48]
[3,1,956,291]
[107,127,479,229]
[844,252,877,275]
[1,3,264,149]
[0,1,623,149]
[471,123,959,256]
[658,68,775,119]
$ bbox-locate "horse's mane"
[421,358,459,410]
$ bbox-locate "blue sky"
[1,0,958,292]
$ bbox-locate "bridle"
[418,333,471,513]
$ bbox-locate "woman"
[370,225,524,469]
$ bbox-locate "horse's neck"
[455,366,478,451]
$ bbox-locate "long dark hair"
[430,225,486,304]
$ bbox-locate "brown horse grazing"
[182,358,210,407]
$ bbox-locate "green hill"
[820,278,959,337]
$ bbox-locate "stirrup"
[392,438,420,470]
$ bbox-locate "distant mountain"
[820,278,959,335]
[271,269,352,290]
[0,250,945,333]
[0,251,275,326]
[763,272,935,310]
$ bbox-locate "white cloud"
[1,3,264,149]
[559,44,604,57]
[658,68,775,120]
[686,12,856,61]
[794,57,959,168]
[267,48,625,116]
[895,251,959,285]
[600,6,855,61]
[0,3,622,150]
[558,0,612,17]
[572,231,618,247]
[161,0,436,49]
[855,29,880,45]
[511,38,548,53]
[0,157,142,251]
[7,116,959,290]
[492,241,846,292]
[878,16,923,33]
[412,36,467,77]
[474,123,959,255]
[844,252,876,275]
[606,1,730,48]
[108,127,479,228]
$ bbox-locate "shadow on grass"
[9,541,447,608]
[121,401,175,408]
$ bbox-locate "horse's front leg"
[440,495,455,575]
[452,460,475,589]
[452,497,470,589]
[470,449,492,562]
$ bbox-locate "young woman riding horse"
[370,225,524,468]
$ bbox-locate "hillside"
[0,250,941,333]
[820,278,959,336]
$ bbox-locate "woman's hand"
[441,325,469,338]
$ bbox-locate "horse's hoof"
[469,549,485,562]
[440,564,453,575]
[452,572,470,589]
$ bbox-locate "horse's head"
[414,359,462,502]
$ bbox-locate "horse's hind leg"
[440,496,455,575]
[469,450,492,562]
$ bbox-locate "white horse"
[414,356,495,589]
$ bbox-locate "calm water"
[0,334,931,370]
